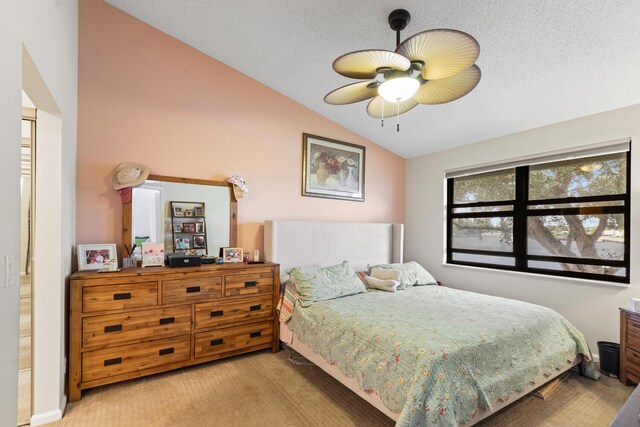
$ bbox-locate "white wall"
[0,1,78,425]
[406,104,640,357]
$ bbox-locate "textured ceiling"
[103,0,640,158]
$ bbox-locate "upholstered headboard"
[264,220,403,279]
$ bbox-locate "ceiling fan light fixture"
[378,76,420,102]
[325,9,481,127]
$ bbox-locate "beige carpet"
[51,350,631,427]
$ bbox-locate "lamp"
[378,76,420,102]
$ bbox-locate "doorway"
[18,101,35,426]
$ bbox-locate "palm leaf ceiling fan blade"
[366,96,417,119]
[332,50,411,79]
[396,29,480,80]
[412,65,481,104]
[324,81,379,105]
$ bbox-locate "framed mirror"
[122,175,237,258]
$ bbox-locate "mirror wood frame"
[121,174,238,255]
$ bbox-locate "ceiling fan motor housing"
[388,9,411,32]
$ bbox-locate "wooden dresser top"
[71,262,279,280]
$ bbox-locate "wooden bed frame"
[264,220,581,425]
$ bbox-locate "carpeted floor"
[52,349,631,427]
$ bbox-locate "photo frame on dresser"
[141,242,165,268]
[302,133,365,202]
[223,247,243,263]
[77,243,118,271]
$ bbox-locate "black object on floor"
[598,341,620,378]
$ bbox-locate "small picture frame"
[194,206,204,217]
[173,224,183,233]
[193,235,206,249]
[173,206,184,217]
[141,243,165,268]
[182,222,196,233]
[223,247,243,263]
[195,222,205,233]
[175,238,190,250]
[184,209,193,217]
[77,244,118,271]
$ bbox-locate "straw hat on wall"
[112,162,150,190]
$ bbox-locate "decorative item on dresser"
[620,307,640,385]
[69,261,280,401]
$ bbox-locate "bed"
[264,220,597,426]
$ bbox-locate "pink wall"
[77,0,405,255]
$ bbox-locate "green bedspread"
[287,285,598,426]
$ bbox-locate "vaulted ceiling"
[104,1,640,158]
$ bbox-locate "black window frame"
[446,150,631,284]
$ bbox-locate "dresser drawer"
[627,317,640,352]
[194,321,273,358]
[627,347,640,383]
[83,282,158,313]
[82,306,191,348]
[194,296,272,330]
[224,271,273,297]
[162,276,222,304]
[82,335,190,382]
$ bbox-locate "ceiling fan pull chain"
[396,101,400,132]
[381,101,385,127]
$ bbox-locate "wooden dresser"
[69,262,280,401]
[620,307,640,385]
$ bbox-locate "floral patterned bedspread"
[287,285,598,426]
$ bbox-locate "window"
[446,146,630,283]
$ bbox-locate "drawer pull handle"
[113,292,131,300]
[244,281,257,288]
[104,324,122,333]
[186,286,201,293]
[210,310,224,317]
[104,357,122,367]
[159,347,175,356]
[159,317,175,325]
[250,331,262,338]
[250,304,261,311]
[210,339,224,346]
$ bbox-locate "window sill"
[441,262,630,289]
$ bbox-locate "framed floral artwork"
[302,133,365,202]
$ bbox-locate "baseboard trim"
[30,395,67,426]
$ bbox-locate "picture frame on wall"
[77,243,118,271]
[302,133,365,202]
[194,206,204,217]
[173,224,183,233]
[223,247,243,263]
[173,206,184,217]
[195,222,205,233]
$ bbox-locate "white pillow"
[364,276,399,292]
[370,267,401,281]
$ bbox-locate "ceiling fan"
[324,9,481,131]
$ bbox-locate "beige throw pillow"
[364,276,399,292]
[370,267,401,281]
